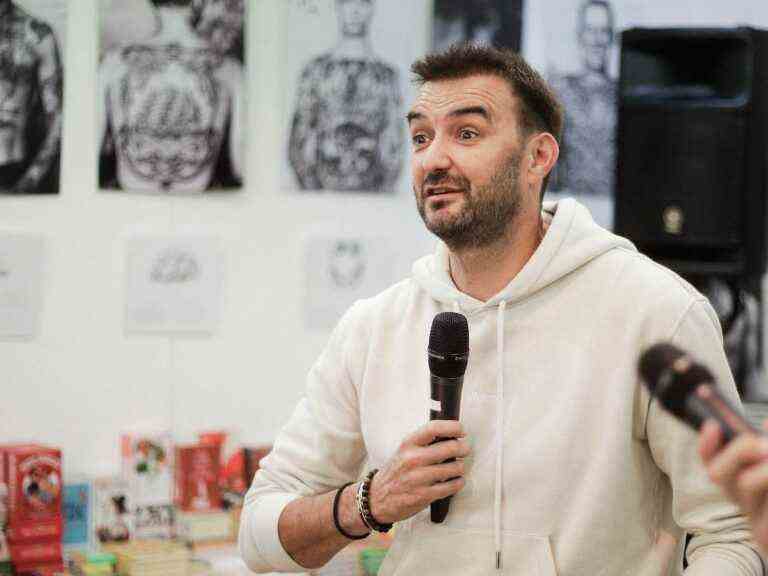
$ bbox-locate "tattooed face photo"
[0,0,64,194]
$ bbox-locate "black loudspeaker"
[615,27,768,276]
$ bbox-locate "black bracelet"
[332,482,369,540]
[356,469,393,533]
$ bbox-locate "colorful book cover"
[63,482,91,548]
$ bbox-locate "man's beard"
[415,152,523,251]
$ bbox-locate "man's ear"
[525,133,559,182]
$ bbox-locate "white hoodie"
[240,198,762,575]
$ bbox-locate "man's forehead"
[409,74,516,117]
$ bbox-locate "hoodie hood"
[412,198,636,312]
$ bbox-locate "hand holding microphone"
[365,312,471,527]
[639,342,768,551]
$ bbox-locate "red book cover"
[175,445,221,512]
[13,560,64,576]
[9,540,62,565]
[5,446,62,543]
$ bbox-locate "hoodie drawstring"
[452,299,506,571]
[494,300,506,571]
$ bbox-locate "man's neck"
[447,208,548,302]
[333,36,373,59]
[153,8,196,45]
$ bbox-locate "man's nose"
[419,136,452,174]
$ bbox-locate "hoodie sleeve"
[645,298,765,575]
[238,301,369,573]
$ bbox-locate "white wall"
[0,0,434,479]
[4,0,768,480]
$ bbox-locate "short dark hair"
[411,43,563,197]
[411,43,562,143]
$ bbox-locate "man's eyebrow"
[406,106,492,124]
[448,106,490,120]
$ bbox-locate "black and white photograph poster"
[124,235,223,334]
[545,0,621,201]
[521,0,646,228]
[304,235,397,330]
[0,232,44,338]
[432,0,524,53]
[282,0,428,194]
[0,0,66,195]
[98,0,246,194]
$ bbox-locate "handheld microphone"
[428,311,469,523]
[638,342,759,444]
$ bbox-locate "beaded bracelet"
[332,482,369,540]
[355,469,393,533]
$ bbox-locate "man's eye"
[458,129,477,140]
[412,134,428,146]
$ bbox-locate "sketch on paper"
[547,0,617,198]
[124,236,222,334]
[286,0,405,193]
[0,0,65,195]
[304,235,396,330]
[98,0,245,194]
[0,233,44,337]
[432,0,524,52]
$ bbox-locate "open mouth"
[425,187,464,198]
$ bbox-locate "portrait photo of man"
[287,0,404,193]
[547,0,617,198]
[98,0,245,194]
[0,0,64,195]
[432,0,524,53]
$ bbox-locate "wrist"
[356,469,393,533]
[338,483,370,538]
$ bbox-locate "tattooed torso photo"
[286,0,404,193]
[0,0,63,194]
[99,0,244,194]
[289,55,402,192]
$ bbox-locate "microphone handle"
[429,374,464,524]
[682,383,760,444]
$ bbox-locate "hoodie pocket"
[381,521,558,575]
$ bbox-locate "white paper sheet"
[0,233,45,338]
[124,235,223,334]
[304,234,396,330]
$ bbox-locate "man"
[240,44,762,574]
[548,0,616,197]
[288,0,403,192]
[98,0,243,193]
[0,0,63,194]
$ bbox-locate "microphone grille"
[638,342,713,417]
[428,312,469,378]
[429,311,469,355]
[639,343,686,394]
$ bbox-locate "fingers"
[409,420,466,447]
[426,476,466,501]
[411,459,465,485]
[707,433,768,492]
[737,462,768,496]
[699,420,724,464]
